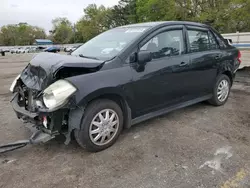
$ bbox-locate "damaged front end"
[11,73,75,143]
[10,52,104,144]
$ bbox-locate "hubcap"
[89,109,119,146]
[217,79,229,102]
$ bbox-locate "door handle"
[179,62,188,66]
[214,55,221,60]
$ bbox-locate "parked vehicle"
[0,49,5,56]
[17,47,31,53]
[44,46,60,53]
[28,47,38,53]
[64,45,80,53]
[71,45,81,52]
[64,46,74,52]
[37,46,46,50]
[10,47,21,54]
[10,21,241,152]
[3,48,10,52]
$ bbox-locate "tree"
[2,0,248,45]
[111,0,138,26]
[51,17,73,44]
[0,23,46,46]
[75,4,114,43]
[137,0,177,22]
[226,0,250,32]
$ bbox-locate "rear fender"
[216,48,238,80]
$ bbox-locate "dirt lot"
[0,53,250,188]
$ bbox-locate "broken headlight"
[43,80,76,110]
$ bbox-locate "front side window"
[140,30,184,59]
[71,27,149,60]
[187,29,219,52]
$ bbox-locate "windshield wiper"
[78,54,99,60]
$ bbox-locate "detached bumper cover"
[11,93,67,134]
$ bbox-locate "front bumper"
[11,93,68,135]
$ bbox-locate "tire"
[74,99,124,152]
[208,74,231,106]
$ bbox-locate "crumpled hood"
[30,52,104,73]
[20,52,104,91]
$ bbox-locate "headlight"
[43,80,77,110]
[10,74,20,92]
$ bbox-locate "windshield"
[71,27,149,60]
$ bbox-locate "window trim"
[207,30,220,50]
[185,26,220,54]
[210,28,228,49]
[137,25,187,59]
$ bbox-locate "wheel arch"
[221,70,233,86]
[68,91,132,132]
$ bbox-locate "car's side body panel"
[66,23,239,124]
[66,58,135,111]
[127,25,193,116]
[10,21,240,143]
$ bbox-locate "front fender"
[66,65,134,107]
[66,65,134,131]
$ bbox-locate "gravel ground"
[0,53,250,188]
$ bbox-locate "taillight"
[237,51,241,63]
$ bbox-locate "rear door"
[185,25,222,98]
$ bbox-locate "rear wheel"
[74,99,124,152]
[208,74,231,106]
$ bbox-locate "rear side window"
[187,30,219,52]
[208,31,219,49]
[140,30,184,59]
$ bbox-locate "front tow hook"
[0,130,55,154]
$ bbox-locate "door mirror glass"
[138,51,152,64]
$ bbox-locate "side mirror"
[137,51,152,65]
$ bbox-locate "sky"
[0,0,119,33]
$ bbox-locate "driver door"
[130,25,192,117]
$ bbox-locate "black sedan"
[10,21,240,152]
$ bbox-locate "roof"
[35,39,53,43]
[119,21,207,28]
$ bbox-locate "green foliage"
[1,0,250,45]
[0,23,46,46]
[137,0,177,22]
[51,17,73,44]
[73,0,250,43]
[74,4,114,43]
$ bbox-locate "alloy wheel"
[217,79,229,102]
[89,109,119,146]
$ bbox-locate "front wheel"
[208,74,231,106]
[74,99,124,152]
